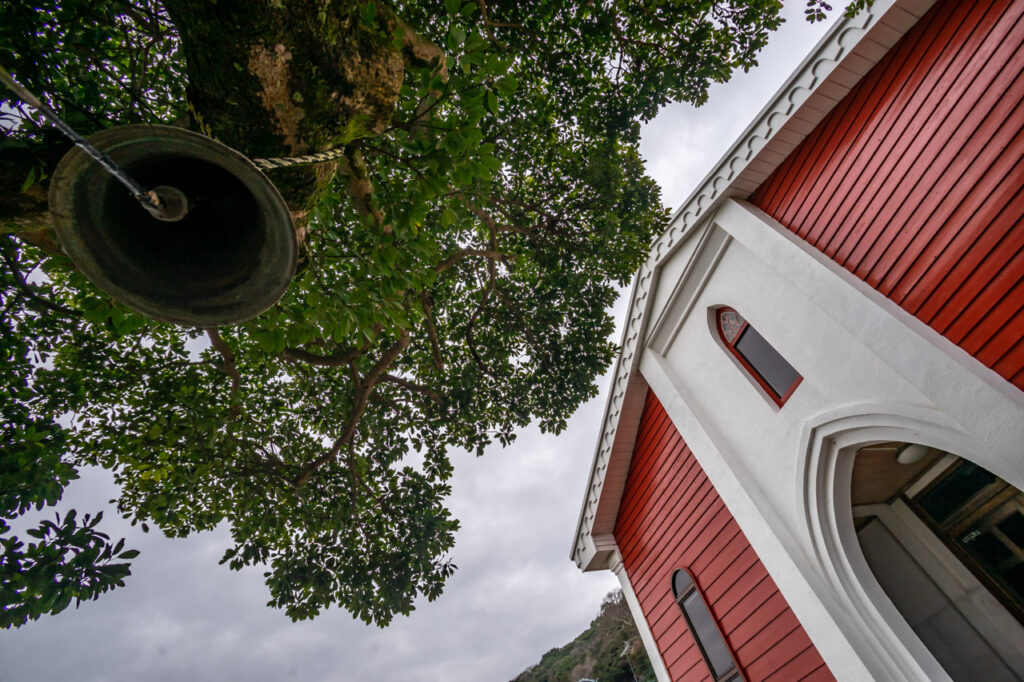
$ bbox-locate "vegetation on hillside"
[513,590,656,682]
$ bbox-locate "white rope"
[252,146,349,170]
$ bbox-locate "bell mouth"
[49,125,297,326]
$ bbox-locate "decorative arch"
[794,405,1008,681]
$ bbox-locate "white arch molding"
[795,404,1021,682]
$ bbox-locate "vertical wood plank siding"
[614,391,833,681]
[749,0,1024,390]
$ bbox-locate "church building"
[570,0,1024,679]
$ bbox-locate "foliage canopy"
[1,0,860,627]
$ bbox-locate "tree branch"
[396,17,448,81]
[292,331,411,487]
[495,285,541,357]
[434,248,511,274]
[476,0,525,31]
[280,343,367,367]
[420,292,445,372]
[464,263,498,377]
[490,194,563,222]
[0,243,81,319]
[339,146,392,235]
[205,328,242,418]
[494,223,535,235]
[380,373,443,404]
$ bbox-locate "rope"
[252,146,350,171]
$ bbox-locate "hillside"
[511,590,656,682]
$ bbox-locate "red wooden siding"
[614,391,833,681]
[749,0,1024,391]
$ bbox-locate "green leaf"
[449,25,466,47]
[440,207,457,228]
[485,53,507,77]
[20,167,37,193]
[496,75,519,97]
[361,1,377,25]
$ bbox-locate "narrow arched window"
[717,307,801,406]
[672,569,744,681]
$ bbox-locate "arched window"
[716,307,801,406]
[672,569,744,681]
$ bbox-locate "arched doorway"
[851,444,1024,680]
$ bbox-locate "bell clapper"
[144,186,190,222]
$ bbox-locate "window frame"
[671,568,746,682]
[716,307,802,407]
[906,459,1024,627]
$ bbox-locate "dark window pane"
[998,511,1024,547]
[734,326,800,397]
[918,462,995,523]
[1001,563,1024,600]
[673,570,694,599]
[964,531,1014,567]
[682,591,734,678]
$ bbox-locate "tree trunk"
[1,0,445,240]
[0,136,67,253]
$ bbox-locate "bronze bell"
[48,125,297,326]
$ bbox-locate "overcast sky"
[0,7,831,681]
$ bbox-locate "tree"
[0,0,858,628]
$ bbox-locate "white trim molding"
[799,411,974,681]
[608,549,672,682]
[799,412,1024,680]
